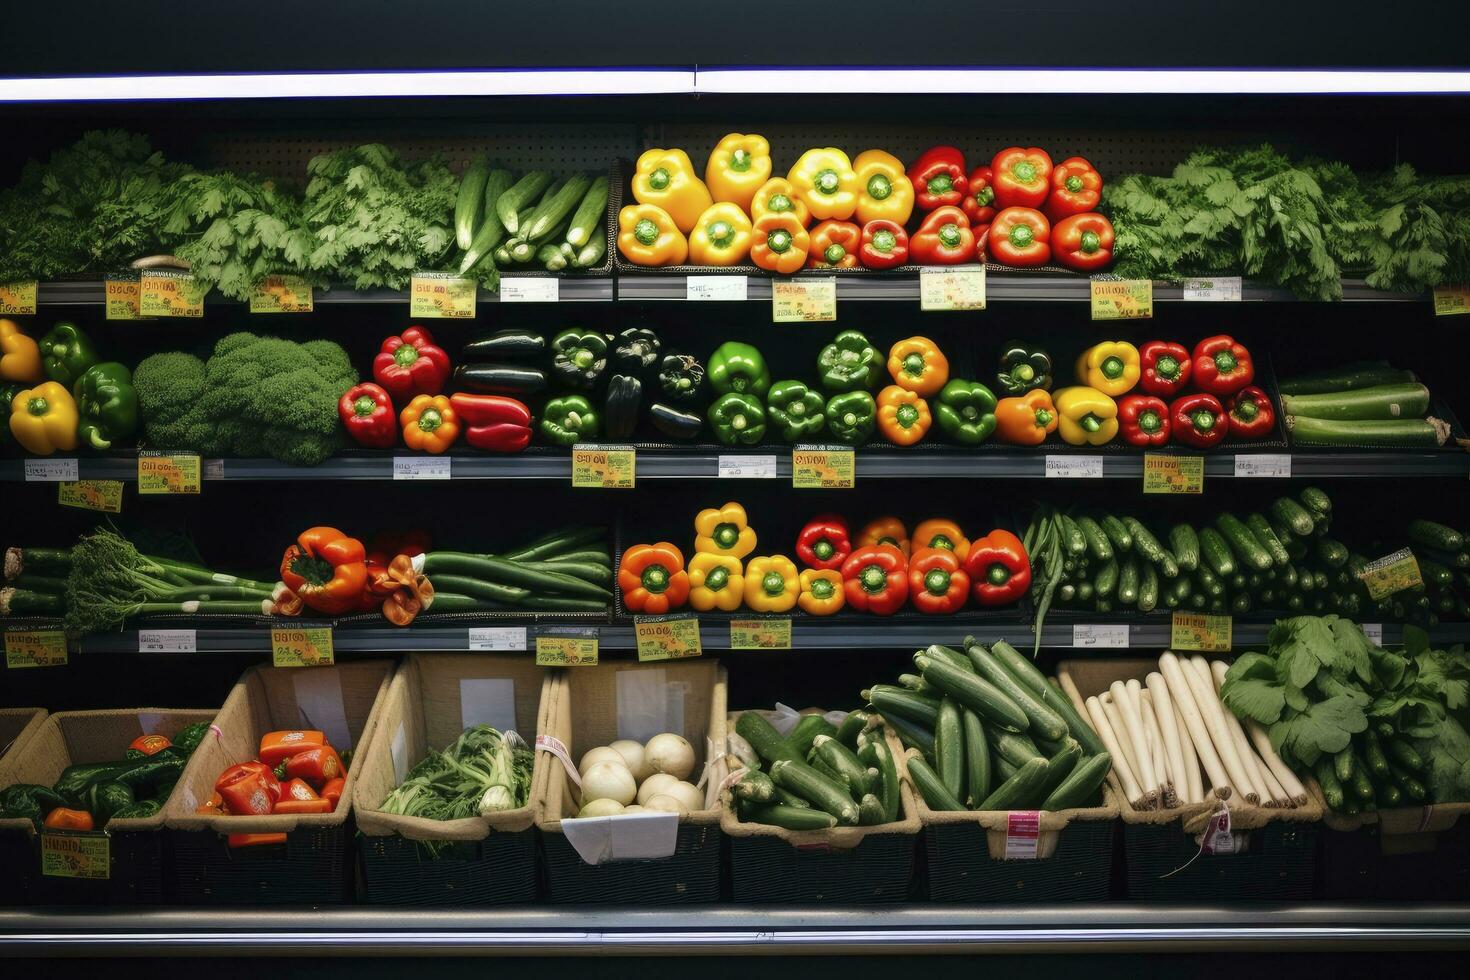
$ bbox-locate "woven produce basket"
[1310,780,1470,899]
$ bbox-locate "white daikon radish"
[1173,699,1202,805]
[578,799,626,818]
[637,772,680,805]
[582,762,638,806]
[1088,695,1145,808]
[644,794,689,818]
[1112,681,1157,808]
[1246,718,1308,805]
[1158,653,1231,800]
[1139,692,1175,807]
[1184,655,1258,803]
[579,746,628,776]
[1146,672,1187,806]
[1209,659,1270,805]
[1099,695,1142,783]
[609,739,652,782]
[645,733,695,780]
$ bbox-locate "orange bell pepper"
[886,337,949,396]
[279,529,368,616]
[807,220,862,269]
[400,394,459,453]
[281,778,320,802]
[273,798,334,815]
[285,746,344,785]
[912,519,971,560]
[129,734,172,757]
[857,517,910,556]
[618,542,691,614]
[750,177,810,227]
[750,212,810,274]
[796,568,845,616]
[877,385,932,446]
[319,777,345,810]
[44,807,94,831]
[995,390,1058,445]
[259,730,326,766]
[908,547,970,615]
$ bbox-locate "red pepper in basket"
[908,146,969,211]
[319,777,345,811]
[911,206,977,265]
[1046,157,1103,221]
[228,833,288,849]
[1227,386,1276,440]
[373,326,452,402]
[795,514,852,571]
[448,393,532,452]
[1191,335,1254,397]
[840,544,909,615]
[215,763,279,816]
[991,147,1053,210]
[1138,341,1192,397]
[988,208,1051,267]
[273,798,334,815]
[962,166,996,228]
[1171,393,1228,449]
[1118,394,1172,447]
[280,778,319,802]
[285,746,344,786]
[859,220,909,269]
[1051,213,1114,272]
[908,547,970,615]
[962,530,1032,607]
[338,382,397,449]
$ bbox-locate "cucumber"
[1169,524,1200,571]
[1246,514,1291,567]
[538,243,569,271]
[884,711,937,758]
[1058,514,1088,557]
[1125,518,1176,577]
[1378,782,1404,808]
[1076,580,1095,603]
[1408,519,1465,553]
[455,157,491,250]
[1138,565,1159,613]
[811,735,870,801]
[1117,556,1140,605]
[1215,514,1273,572]
[1075,516,1114,562]
[962,709,991,807]
[1390,765,1428,803]
[1030,742,1083,807]
[907,754,967,812]
[992,731,1045,767]
[977,757,1050,811]
[1231,592,1251,615]
[858,793,888,826]
[865,685,940,727]
[573,234,608,269]
[916,652,1029,733]
[1281,383,1430,422]
[742,802,837,831]
[934,699,966,802]
[897,673,935,695]
[736,712,801,766]
[1286,415,1448,448]
[1314,538,1348,568]
[772,785,811,809]
[1416,545,1470,570]
[458,169,516,272]
[965,643,1068,741]
[924,643,976,673]
[1094,559,1119,598]
[1334,748,1356,784]
[871,735,901,822]
[1349,758,1375,801]
[495,171,552,235]
[1384,738,1425,772]
[1099,514,1133,552]
[992,754,1019,782]
[987,641,1107,758]
[524,172,592,244]
[732,770,776,803]
[563,175,610,248]
[1299,486,1333,516]
[1362,732,1391,779]
[1043,751,1111,811]
[788,714,839,756]
[835,710,871,749]
[1271,497,1317,537]
[1196,566,1225,598]
[1199,527,1235,577]
[770,759,860,825]
[1278,361,1416,395]
[1315,758,1345,811]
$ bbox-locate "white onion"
[578,746,627,775]
[644,733,695,780]
[621,804,644,814]
[581,761,637,805]
[662,780,704,812]
[636,772,679,805]
[577,798,625,818]
[609,739,652,781]
[643,794,689,818]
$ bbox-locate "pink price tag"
[1005,810,1041,860]
[535,734,581,790]
[1201,805,1235,855]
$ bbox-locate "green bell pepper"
[934,379,998,445]
[549,330,609,389]
[817,330,882,393]
[540,394,600,445]
[824,390,877,445]
[996,341,1052,395]
[707,342,770,398]
[709,392,767,445]
[766,379,826,442]
[172,722,210,754]
[87,780,135,825]
[0,382,22,446]
[40,321,99,386]
[73,361,138,451]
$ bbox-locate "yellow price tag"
[41,832,110,879]
[1142,454,1204,494]
[0,280,38,315]
[138,452,201,494]
[535,630,599,666]
[139,270,205,317]
[772,278,837,322]
[105,275,143,320]
[792,444,855,489]
[571,444,635,488]
[919,266,986,310]
[1433,285,1470,316]
[58,480,123,513]
[250,275,315,313]
[1171,613,1232,652]
[1358,548,1423,600]
[270,627,335,667]
[5,630,68,669]
[729,618,792,650]
[410,272,477,319]
[635,614,703,662]
[1090,279,1153,320]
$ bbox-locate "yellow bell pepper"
[750,178,811,227]
[0,319,44,382]
[911,519,970,560]
[787,148,860,221]
[618,204,688,266]
[797,569,845,616]
[687,203,754,266]
[693,501,757,559]
[10,380,78,455]
[743,555,800,613]
[704,133,772,212]
[1054,386,1120,446]
[688,553,745,612]
[1074,341,1141,396]
[632,148,713,234]
[853,150,915,225]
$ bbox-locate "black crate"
[923,818,1117,903]
[1122,819,1318,901]
[170,822,353,905]
[1319,821,1470,900]
[540,823,722,904]
[359,830,538,906]
[727,830,917,904]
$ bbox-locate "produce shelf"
[1,904,1467,955]
[33,279,616,306]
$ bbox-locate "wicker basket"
[1311,781,1470,900]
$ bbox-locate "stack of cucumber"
[452,160,609,278]
[1280,361,1448,447]
[863,639,1112,814]
[1366,518,1470,626]
[729,709,902,830]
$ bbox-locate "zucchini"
[916,652,1029,733]
[1075,516,1114,562]
[897,673,936,695]
[858,793,888,826]
[1099,514,1133,552]
[811,735,869,801]
[1246,514,1291,566]
[907,755,967,812]
[732,770,776,803]
[992,731,1045,767]
[965,643,1068,741]
[1094,559,1119,598]
[1408,519,1465,553]
[772,785,811,809]
[884,711,936,758]
[524,172,592,244]
[987,641,1107,758]
[735,712,801,766]
[835,710,871,749]
[977,757,1050,811]
[1117,556,1140,605]
[1199,527,1236,578]
[1299,486,1333,516]
[770,759,860,825]
[1058,514,1088,557]
[495,171,552,235]
[1280,383,1431,421]
[1169,524,1200,571]
[934,699,966,802]
[788,714,839,756]
[927,642,976,672]
[462,328,545,361]
[1286,415,1448,447]
[962,709,991,807]
[458,170,515,273]
[454,362,548,397]
[742,802,837,831]
[1271,497,1317,537]
[1043,751,1111,811]
[1278,361,1416,395]
[454,157,491,250]
[564,175,609,248]
[1138,564,1159,613]
[1216,514,1273,572]
[865,685,940,727]
[871,735,901,822]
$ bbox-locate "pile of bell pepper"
[2,318,138,455]
[619,505,1030,617]
[199,729,348,848]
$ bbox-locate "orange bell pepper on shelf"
[807,220,862,269]
[912,519,970,560]
[285,746,344,785]
[618,541,691,614]
[877,385,932,446]
[400,394,460,454]
[279,528,368,617]
[274,798,334,815]
[995,390,1059,445]
[750,178,811,227]
[259,730,326,766]
[280,778,320,802]
[857,517,910,556]
[750,212,810,274]
[43,807,94,831]
[886,337,949,397]
[908,547,970,615]
[853,150,915,226]
[0,319,44,383]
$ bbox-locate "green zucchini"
[1117,556,1140,605]
[772,785,811,809]
[1280,383,1431,421]
[1199,527,1235,577]
[1216,514,1273,572]
[564,175,609,248]
[1271,497,1317,537]
[1246,514,1291,566]
[992,731,1045,767]
[788,714,838,756]
[770,759,860,825]
[897,673,936,695]
[742,802,837,831]
[1408,519,1465,553]
[884,712,936,758]
[1043,751,1113,810]
[865,685,940,727]
[871,735,901,822]
[1286,415,1448,447]
[907,755,967,812]
[495,171,552,235]
[962,709,991,807]
[927,643,976,673]
[1278,361,1416,396]
[835,710,871,749]
[916,652,1029,733]
[965,643,1068,741]
[1299,486,1333,516]
[934,699,966,802]
[735,712,801,766]
[811,735,869,801]
[1094,559,1119,598]
[858,793,888,826]
[732,770,776,803]
[1075,516,1113,562]
[1138,564,1159,613]
[1058,514,1088,556]
[1099,514,1133,552]
[977,757,1050,811]
[524,172,592,244]
[455,157,491,250]
[1169,524,1200,571]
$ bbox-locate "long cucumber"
[732,770,776,803]
[965,643,1068,741]
[883,711,936,758]
[977,757,1049,810]
[1286,415,1448,447]
[564,175,609,247]
[525,172,592,244]
[934,699,966,802]
[915,653,1029,732]
[906,755,967,812]
[770,759,860,825]
[495,171,552,235]
[1280,383,1431,421]
[864,685,940,727]
[789,714,838,756]
[988,641,1106,757]
[735,712,801,766]
[454,157,491,250]
[871,735,901,822]
[811,735,869,801]
[741,802,836,831]
[962,709,991,807]
[1043,751,1112,810]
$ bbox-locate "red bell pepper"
[1138,341,1192,397]
[319,777,345,810]
[911,206,977,265]
[1191,335,1255,397]
[338,382,397,449]
[1171,393,1228,448]
[1046,157,1103,221]
[840,543,909,615]
[129,734,172,757]
[859,220,910,269]
[962,530,1031,607]
[279,527,368,617]
[373,326,452,402]
[285,746,344,786]
[988,208,1052,267]
[1227,386,1276,440]
[448,393,532,452]
[1051,213,1114,272]
[1117,394,1172,447]
[273,798,334,815]
[280,778,319,802]
[795,514,852,571]
[215,763,280,816]
[990,147,1053,210]
[907,547,969,615]
[907,145,968,211]
[962,166,996,227]
[259,730,326,766]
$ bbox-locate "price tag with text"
[468,627,527,652]
[41,832,109,879]
[25,458,79,482]
[772,278,837,322]
[1171,613,1232,652]
[1361,623,1384,646]
[920,266,987,310]
[687,276,748,301]
[139,629,196,653]
[0,280,38,315]
[1072,624,1129,648]
[1433,285,1470,316]
[139,270,205,317]
[249,275,315,313]
[410,272,477,318]
[58,480,122,513]
[1090,279,1153,320]
[1234,454,1291,478]
[635,614,703,662]
[499,277,560,303]
[5,630,68,669]
[104,275,143,320]
[571,444,635,488]
[138,452,201,494]
[393,456,452,480]
[792,444,854,489]
[1143,454,1204,494]
[271,627,335,667]
[535,628,599,666]
[1358,548,1423,600]
[1045,455,1103,479]
[729,618,792,650]
[718,454,778,479]
[1182,276,1243,302]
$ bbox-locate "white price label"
[1362,623,1384,646]
[1072,624,1129,648]
[1182,276,1243,301]
[138,629,197,653]
[1045,455,1103,479]
[718,454,778,479]
[1005,811,1041,859]
[468,627,528,652]
[499,278,559,303]
[24,458,79,482]
[393,456,452,480]
[203,459,225,480]
[686,276,748,301]
[1234,454,1291,478]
